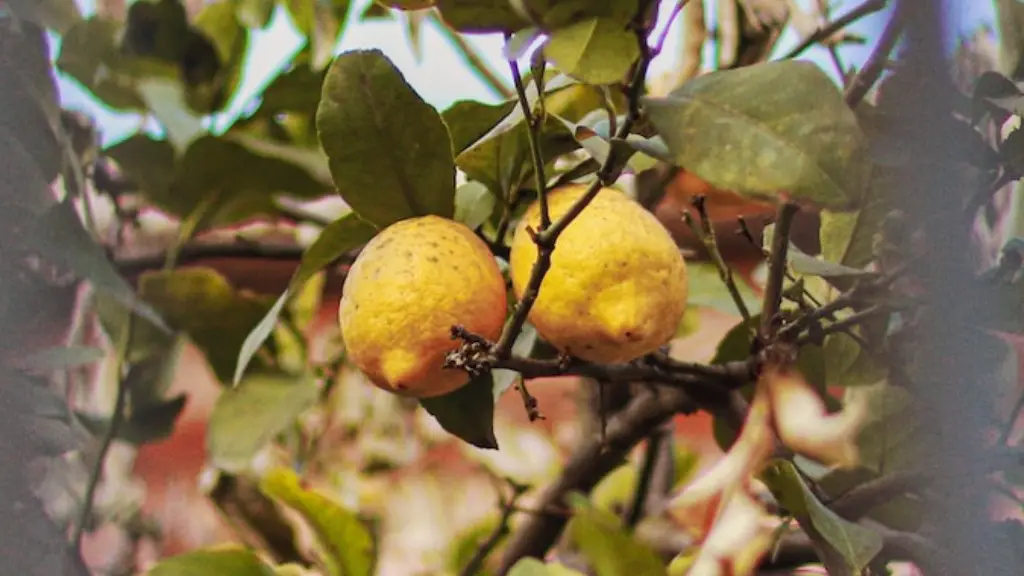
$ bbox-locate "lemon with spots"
[339,215,507,398]
[509,184,688,363]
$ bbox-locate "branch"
[429,11,514,100]
[623,428,668,529]
[688,195,754,328]
[495,385,697,574]
[844,0,905,107]
[460,480,529,576]
[783,0,888,59]
[760,202,800,342]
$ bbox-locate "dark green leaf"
[565,493,667,576]
[816,467,925,532]
[234,212,377,385]
[420,373,499,449]
[103,134,178,202]
[435,0,528,34]
[253,63,328,119]
[361,2,394,20]
[259,467,375,576]
[137,267,275,384]
[78,393,187,445]
[545,17,639,85]
[762,459,883,574]
[283,0,352,70]
[208,372,320,472]
[25,201,169,331]
[852,383,923,474]
[819,164,892,269]
[442,99,518,155]
[823,331,887,388]
[191,0,250,114]
[147,548,277,576]
[644,60,869,210]
[316,49,457,226]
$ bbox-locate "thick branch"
[760,202,800,341]
[844,0,905,107]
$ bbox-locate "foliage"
[3,1,1023,576]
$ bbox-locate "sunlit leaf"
[454,181,497,230]
[146,547,276,576]
[420,373,499,449]
[545,17,639,85]
[317,49,456,226]
[565,493,667,576]
[644,60,869,210]
[234,212,377,385]
[208,372,320,472]
[259,467,375,576]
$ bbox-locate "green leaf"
[78,393,188,445]
[420,373,499,449]
[762,459,883,574]
[644,60,869,210]
[259,467,375,576]
[492,323,539,399]
[25,201,169,332]
[819,164,893,269]
[191,0,250,114]
[283,0,352,70]
[435,0,528,34]
[442,99,519,155]
[545,17,639,85]
[234,212,377,385]
[686,262,763,317]
[137,267,275,384]
[146,548,276,576]
[208,372,320,472]
[849,383,922,474]
[103,134,177,201]
[508,558,587,576]
[235,0,276,28]
[316,49,456,227]
[4,0,82,33]
[823,330,888,388]
[454,181,497,230]
[565,493,667,576]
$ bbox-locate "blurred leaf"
[103,134,177,200]
[817,467,924,532]
[78,393,187,445]
[208,372,320,472]
[590,465,637,515]
[686,262,762,317]
[762,460,883,574]
[823,331,887,388]
[492,323,539,398]
[995,0,1024,81]
[380,0,435,8]
[446,515,500,576]
[191,0,250,114]
[545,17,639,85]
[135,77,207,150]
[25,200,169,331]
[819,164,892,269]
[710,315,760,365]
[360,2,394,19]
[1,369,89,457]
[259,467,375,576]
[455,181,497,230]
[317,49,456,226]
[137,267,274,384]
[283,0,352,69]
[235,0,276,28]
[508,558,587,576]
[565,493,667,576]
[4,0,82,33]
[146,548,276,576]
[234,212,377,385]
[420,373,499,449]
[16,346,105,372]
[224,131,333,185]
[849,383,922,474]
[435,0,528,34]
[674,307,701,338]
[645,60,869,210]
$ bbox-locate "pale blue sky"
[52,0,997,148]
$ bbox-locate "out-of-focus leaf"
[420,373,499,449]
[316,49,456,226]
[455,181,497,230]
[686,262,762,317]
[283,0,352,70]
[492,323,538,398]
[565,493,667,576]
[380,0,435,8]
[848,383,922,473]
[508,558,587,576]
[817,467,925,532]
[78,393,187,445]
[819,164,893,269]
[259,467,375,576]
[146,547,277,576]
[434,0,528,34]
[1,369,89,458]
[4,0,82,33]
[25,201,169,331]
[191,0,250,114]
[823,330,888,388]
[235,0,276,28]
[762,459,883,573]
[234,212,377,385]
[137,267,274,384]
[545,17,639,85]
[208,372,320,472]
[360,1,394,19]
[15,346,105,372]
[645,60,869,210]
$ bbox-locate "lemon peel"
[339,215,507,398]
[509,184,689,363]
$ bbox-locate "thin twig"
[844,0,905,107]
[459,480,529,576]
[760,202,800,341]
[651,0,691,56]
[623,430,667,529]
[784,0,888,59]
[690,195,754,327]
[429,11,514,100]
[508,54,550,230]
[72,317,134,550]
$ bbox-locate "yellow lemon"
[509,184,688,363]
[339,215,507,398]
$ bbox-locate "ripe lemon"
[509,184,688,363]
[339,215,507,398]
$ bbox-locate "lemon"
[509,184,688,363]
[339,215,507,398]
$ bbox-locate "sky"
[50,0,999,148]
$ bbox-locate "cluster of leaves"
[5,0,1024,575]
